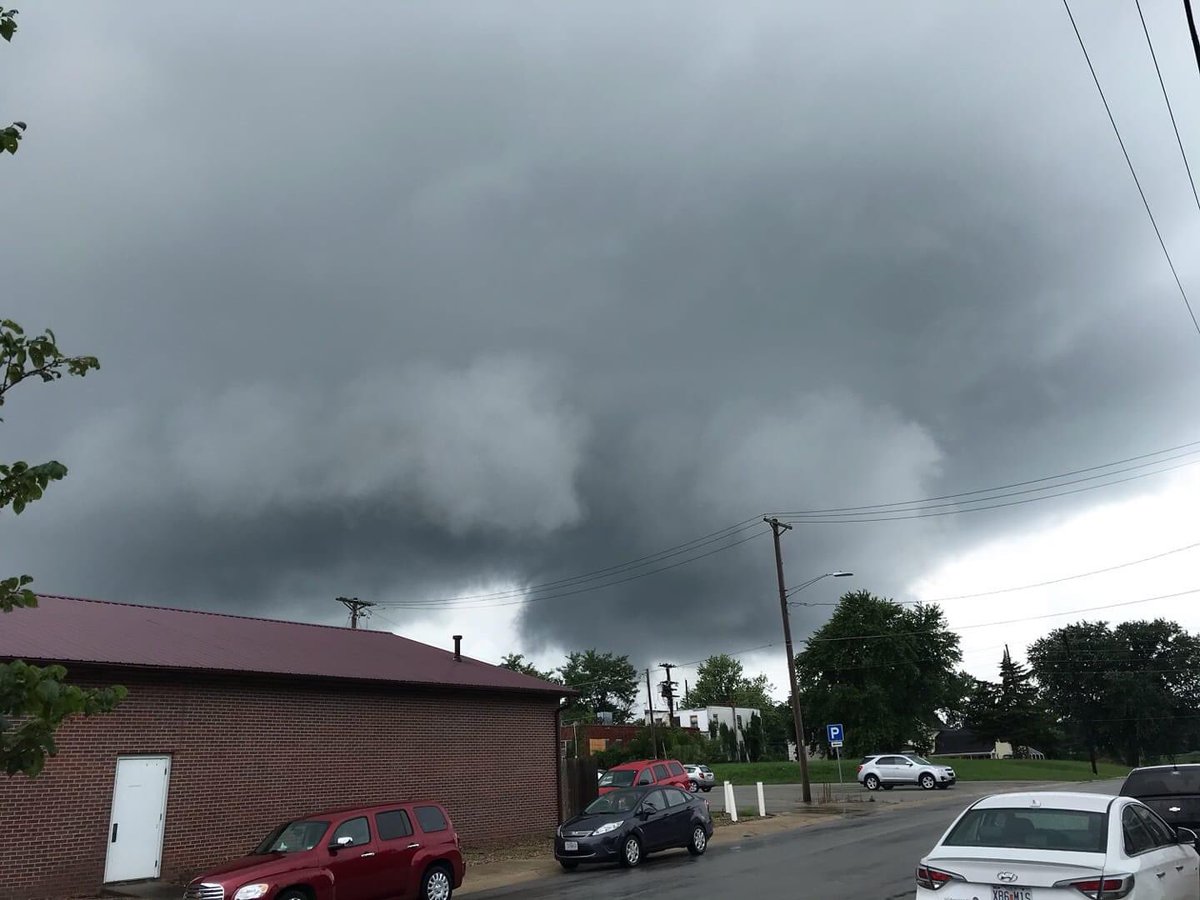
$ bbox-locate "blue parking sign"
[826,723,844,744]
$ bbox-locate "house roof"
[934,727,995,756]
[0,594,566,697]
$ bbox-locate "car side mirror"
[1178,826,1198,848]
[329,836,354,852]
[640,805,657,818]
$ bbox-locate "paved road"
[472,780,1122,900]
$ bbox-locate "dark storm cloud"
[4,1,1200,666]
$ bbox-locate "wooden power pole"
[337,596,375,629]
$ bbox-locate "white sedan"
[915,791,1199,899]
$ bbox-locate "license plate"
[564,841,578,851]
[992,887,1032,900]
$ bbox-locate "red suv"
[597,759,692,795]
[183,801,464,900]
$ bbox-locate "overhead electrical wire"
[774,454,1200,524]
[1134,0,1200,214]
[792,537,1200,607]
[804,586,1200,643]
[1061,0,1200,337]
[773,438,1200,518]
[373,527,770,611]
[364,437,1200,613]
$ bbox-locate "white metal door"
[103,756,171,883]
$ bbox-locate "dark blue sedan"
[555,785,714,870]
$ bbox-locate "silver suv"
[857,753,955,791]
[685,764,715,793]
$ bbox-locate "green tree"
[795,590,962,756]
[682,654,773,711]
[1029,619,1200,767]
[498,653,557,683]
[965,647,1058,755]
[559,650,639,724]
[1,321,126,776]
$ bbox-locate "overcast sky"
[5,1,1200,705]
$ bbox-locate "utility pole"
[659,662,678,723]
[645,668,659,759]
[766,516,813,804]
[337,596,375,630]
[1059,632,1099,776]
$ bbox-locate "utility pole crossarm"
[336,596,375,630]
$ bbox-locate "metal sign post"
[826,723,845,800]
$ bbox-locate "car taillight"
[856,765,863,773]
[454,832,461,849]
[1054,875,1134,899]
[915,866,962,891]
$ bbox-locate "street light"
[765,518,854,805]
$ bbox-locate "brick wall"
[0,667,561,900]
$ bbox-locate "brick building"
[0,595,566,900]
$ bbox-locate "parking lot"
[472,780,1123,900]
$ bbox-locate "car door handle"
[359,852,375,858]
[407,843,421,850]
[1155,871,1166,879]
[111,823,118,843]
[1176,865,1185,871]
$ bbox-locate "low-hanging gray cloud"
[4,0,1200,670]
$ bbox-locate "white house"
[674,706,761,747]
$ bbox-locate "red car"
[183,801,464,900]
[597,759,692,795]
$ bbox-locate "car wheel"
[864,774,881,791]
[919,773,936,791]
[277,893,308,900]
[688,780,700,793]
[687,824,708,856]
[702,786,712,793]
[620,834,643,868]
[559,860,579,871]
[421,864,454,900]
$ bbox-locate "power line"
[805,586,1200,643]
[374,528,769,611]
[793,537,1200,607]
[776,454,1200,525]
[1186,0,1200,84]
[378,517,762,607]
[777,449,1200,520]
[773,438,1200,517]
[383,438,1200,610]
[1061,0,1200,338]
[1134,0,1200,214]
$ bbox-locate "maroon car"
[184,801,464,900]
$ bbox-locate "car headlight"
[593,821,623,835]
[233,885,270,900]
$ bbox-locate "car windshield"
[1122,767,1200,797]
[585,790,641,815]
[255,820,330,854]
[598,769,636,787]
[907,756,934,765]
[944,808,1106,853]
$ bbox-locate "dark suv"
[184,801,464,900]
[1120,763,1200,833]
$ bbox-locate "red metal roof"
[0,594,566,696]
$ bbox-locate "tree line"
[795,590,1200,766]
[506,589,1200,769]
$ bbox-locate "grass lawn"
[709,757,1130,785]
